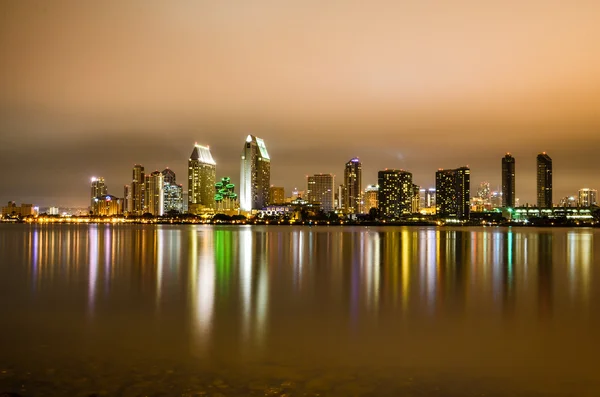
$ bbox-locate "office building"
[578,188,597,207]
[240,135,271,211]
[436,167,471,220]
[343,158,362,214]
[162,168,183,214]
[307,174,335,212]
[537,152,553,208]
[132,164,145,215]
[145,171,164,216]
[123,185,133,214]
[188,144,217,214]
[377,169,413,218]
[269,186,285,205]
[363,185,379,213]
[92,195,123,216]
[90,177,107,209]
[502,154,516,208]
[412,184,420,213]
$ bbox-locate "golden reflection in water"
[88,226,98,315]
[567,230,592,305]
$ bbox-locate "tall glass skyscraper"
[502,153,516,208]
[132,164,145,215]
[188,144,217,214]
[145,171,164,216]
[90,177,107,209]
[161,168,183,214]
[536,152,552,208]
[240,135,271,211]
[344,158,362,214]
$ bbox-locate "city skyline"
[2,2,600,207]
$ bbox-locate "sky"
[1,0,600,208]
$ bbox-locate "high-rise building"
[123,185,133,214]
[269,186,285,205]
[188,144,217,214]
[411,184,420,213]
[377,169,413,218]
[90,177,107,209]
[435,167,470,220]
[132,164,145,215]
[502,154,516,208]
[307,174,335,212]
[240,135,271,211]
[162,168,183,214]
[144,171,164,216]
[92,195,123,216]
[537,152,553,208]
[344,158,362,214]
[363,185,379,213]
[578,188,597,207]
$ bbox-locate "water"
[0,224,598,396]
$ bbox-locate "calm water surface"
[0,224,598,396]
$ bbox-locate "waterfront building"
[162,168,183,214]
[188,144,217,214]
[90,177,107,209]
[123,185,133,214]
[307,174,335,212]
[537,152,553,208]
[132,164,145,215]
[363,185,379,213]
[502,154,516,208]
[578,188,597,207]
[145,171,164,216]
[412,184,420,214]
[1,202,36,217]
[269,186,285,205]
[343,158,362,214]
[92,195,123,216]
[435,167,471,220]
[240,135,271,211]
[377,169,413,218]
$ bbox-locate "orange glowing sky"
[1,1,599,206]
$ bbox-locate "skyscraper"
[132,164,145,215]
[162,168,183,214]
[240,135,271,211]
[90,177,107,209]
[436,167,470,220]
[363,184,379,213]
[537,152,552,208]
[123,184,132,214]
[377,169,413,218]
[188,144,217,214]
[215,177,238,212]
[502,153,516,208]
[578,188,597,207]
[307,174,335,212]
[344,158,362,214]
[145,171,164,216]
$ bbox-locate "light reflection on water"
[0,224,599,395]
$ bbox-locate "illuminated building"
[1,201,36,217]
[47,207,59,215]
[162,168,183,214]
[435,167,470,220]
[377,169,413,218]
[537,152,553,208]
[490,191,503,209]
[502,153,516,208]
[215,177,238,212]
[307,174,335,212]
[419,188,436,209]
[411,184,420,213]
[188,144,217,214]
[559,196,577,208]
[343,158,362,213]
[240,135,270,211]
[578,188,597,207]
[123,185,132,214]
[269,186,285,204]
[90,177,107,209]
[336,184,346,211]
[132,164,145,215]
[363,184,379,213]
[92,195,123,216]
[144,171,164,216]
